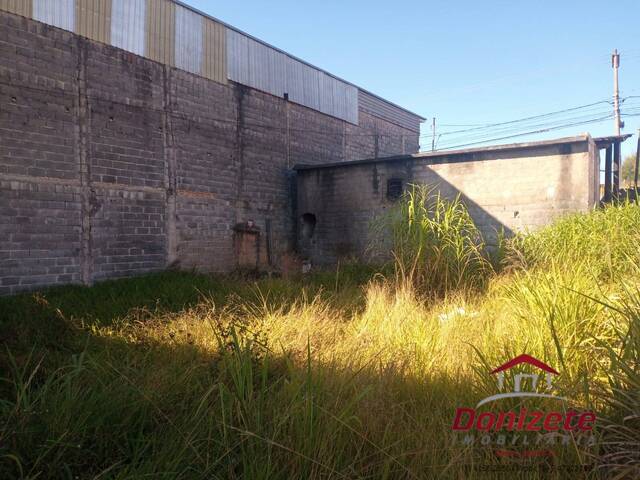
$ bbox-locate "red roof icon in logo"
[490,354,559,375]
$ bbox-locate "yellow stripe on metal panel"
[202,17,226,84]
[146,0,174,66]
[0,0,32,17]
[76,0,111,44]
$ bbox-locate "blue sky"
[188,0,640,157]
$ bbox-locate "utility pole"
[431,117,436,151]
[612,49,622,136]
[634,128,640,189]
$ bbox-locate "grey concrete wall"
[0,10,421,295]
[295,137,599,265]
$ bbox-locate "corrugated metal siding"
[0,0,32,17]
[202,17,226,84]
[285,57,319,111]
[111,0,145,55]
[359,90,421,132]
[146,0,174,66]
[33,0,75,31]
[227,28,249,85]
[236,31,286,96]
[174,4,202,74]
[76,0,111,44]
[3,0,419,123]
[227,29,358,124]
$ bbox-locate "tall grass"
[589,281,640,479]
[1,201,640,478]
[386,184,493,295]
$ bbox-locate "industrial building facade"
[0,2,424,294]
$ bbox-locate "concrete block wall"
[0,10,420,294]
[295,137,599,265]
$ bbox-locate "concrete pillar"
[162,66,178,266]
[75,37,93,285]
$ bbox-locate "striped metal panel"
[111,0,145,55]
[227,28,249,85]
[146,0,174,66]
[318,72,334,117]
[76,0,111,44]
[227,29,358,124]
[0,0,32,17]
[33,0,75,31]
[285,56,319,111]
[245,33,286,95]
[228,28,287,99]
[202,17,226,84]
[174,4,202,74]
[359,90,421,132]
[318,71,358,124]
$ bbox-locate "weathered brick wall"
[0,10,420,294]
[295,138,599,266]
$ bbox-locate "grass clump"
[386,184,493,295]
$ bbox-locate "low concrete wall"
[295,136,600,265]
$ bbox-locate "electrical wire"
[434,110,617,147]
[436,115,614,151]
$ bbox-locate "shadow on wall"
[423,169,516,245]
[295,166,515,266]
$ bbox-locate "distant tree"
[621,154,637,187]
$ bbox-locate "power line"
[434,110,616,147]
[419,105,617,141]
[419,97,640,148]
[419,108,616,147]
[418,99,612,139]
[435,115,613,151]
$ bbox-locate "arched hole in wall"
[387,178,404,201]
[301,213,317,239]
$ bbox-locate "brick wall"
[0,10,421,294]
[295,138,599,266]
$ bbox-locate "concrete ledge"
[294,135,593,171]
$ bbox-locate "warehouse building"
[0,1,424,294]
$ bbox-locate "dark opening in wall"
[387,178,404,200]
[301,213,317,239]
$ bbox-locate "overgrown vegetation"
[387,184,493,295]
[1,198,639,479]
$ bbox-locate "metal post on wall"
[634,129,640,189]
[604,146,613,203]
[613,140,621,200]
